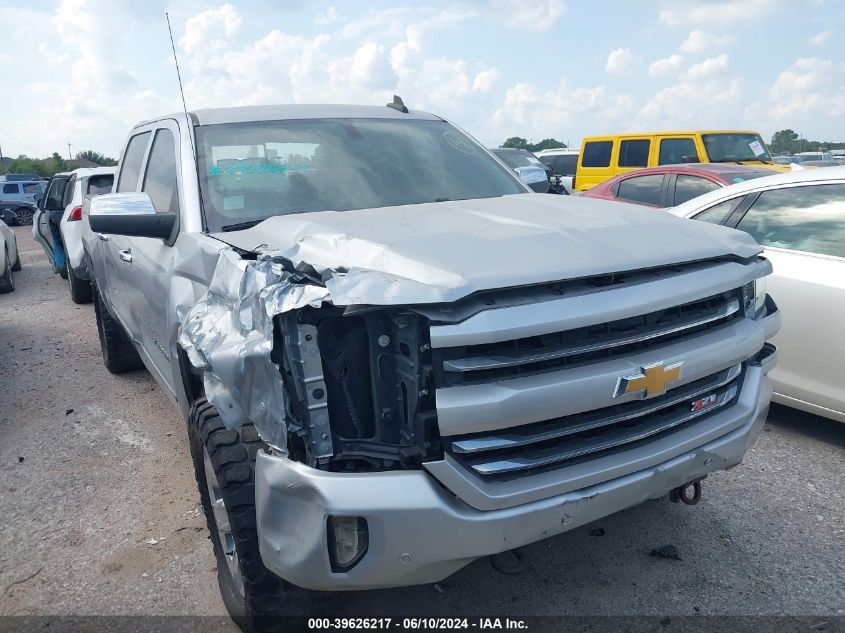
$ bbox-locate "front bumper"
[255,354,775,591]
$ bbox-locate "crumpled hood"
[213,193,762,305]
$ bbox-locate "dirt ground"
[1,226,843,622]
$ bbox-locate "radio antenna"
[165,11,198,166]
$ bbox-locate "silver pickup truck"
[83,103,780,625]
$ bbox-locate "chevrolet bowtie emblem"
[614,361,683,399]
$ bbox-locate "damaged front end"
[179,249,441,472]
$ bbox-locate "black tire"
[0,248,14,293]
[67,264,92,303]
[92,280,143,373]
[188,399,318,631]
[11,252,21,272]
[59,262,68,280]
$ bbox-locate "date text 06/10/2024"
[307,618,529,630]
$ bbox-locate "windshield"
[492,149,545,170]
[702,133,772,163]
[196,118,525,232]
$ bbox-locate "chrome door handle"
[119,249,133,263]
[97,233,109,241]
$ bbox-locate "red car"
[580,163,773,208]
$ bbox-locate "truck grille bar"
[443,299,740,373]
[446,364,743,477]
[435,290,743,387]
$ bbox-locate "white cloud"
[659,0,783,29]
[635,77,743,129]
[682,53,729,80]
[485,0,566,31]
[680,30,733,54]
[767,57,840,118]
[180,4,241,57]
[605,48,634,74]
[808,30,832,46]
[473,67,501,92]
[649,54,684,77]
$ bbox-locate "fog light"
[328,516,368,572]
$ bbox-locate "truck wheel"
[188,399,316,631]
[0,249,14,293]
[67,265,92,303]
[92,280,142,373]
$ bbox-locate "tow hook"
[489,547,524,575]
[670,477,705,505]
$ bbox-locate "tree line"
[0,150,117,177]
[768,129,845,155]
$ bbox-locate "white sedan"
[670,166,845,423]
[0,219,21,293]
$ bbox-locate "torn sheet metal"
[178,249,329,449]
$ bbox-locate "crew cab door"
[121,122,182,393]
[95,130,152,327]
[33,175,70,262]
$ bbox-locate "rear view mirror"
[89,192,176,239]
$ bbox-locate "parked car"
[33,172,73,278]
[0,218,21,293]
[489,148,556,193]
[793,151,833,162]
[575,130,788,192]
[33,167,114,298]
[84,102,778,627]
[0,177,47,205]
[670,166,845,423]
[536,147,579,193]
[61,168,115,302]
[581,164,772,208]
[0,200,37,226]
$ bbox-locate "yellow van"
[574,130,788,191]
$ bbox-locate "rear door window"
[673,175,721,205]
[116,131,151,193]
[615,174,665,206]
[618,140,650,168]
[142,128,180,215]
[735,184,845,258]
[44,178,69,210]
[86,175,114,196]
[62,175,77,207]
[553,155,578,175]
[581,141,613,168]
[692,198,744,224]
[659,138,699,165]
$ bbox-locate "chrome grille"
[446,363,744,478]
[435,289,743,387]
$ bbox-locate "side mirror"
[89,192,176,239]
[34,192,44,205]
[514,165,549,186]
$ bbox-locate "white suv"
[536,147,580,193]
[33,167,115,302]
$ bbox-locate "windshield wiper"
[220,219,265,232]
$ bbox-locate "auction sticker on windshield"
[749,140,766,157]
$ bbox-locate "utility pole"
[0,143,4,174]
[67,142,72,161]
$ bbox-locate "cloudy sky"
[0,0,842,159]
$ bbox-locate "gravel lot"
[1,226,843,622]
